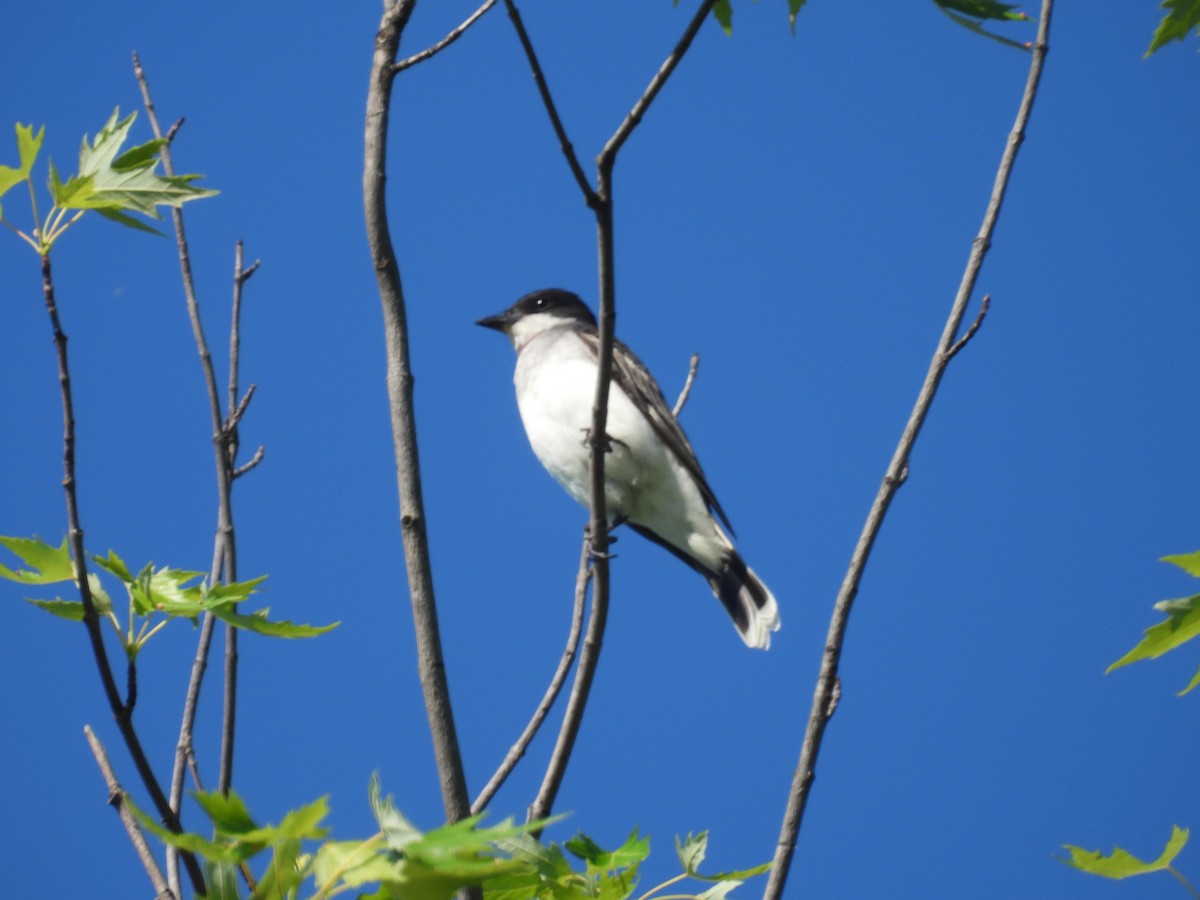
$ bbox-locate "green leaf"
[247,839,305,900]
[677,831,708,876]
[0,122,44,200]
[201,575,269,610]
[129,565,207,617]
[698,881,745,900]
[1147,0,1200,56]
[48,161,95,209]
[370,773,424,852]
[565,830,649,872]
[312,839,403,890]
[788,0,806,33]
[1107,592,1200,676]
[712,0,732,34]
[91,549,135,583]
[932,0,1029,20]
[1061,825,1189,879]
[932,0,1033,49]
[56,107,217,220]
[1162,549,1200,578]
[1180,663,1200,696]
[127,796,240,863]
[0,535,74,584]
[26,599,87,621]
[193,789,260,837]
[203,860,243,900]
[95,205,165,236]
[209,604,339,638]
[675,831,771,882]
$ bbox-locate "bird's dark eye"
[535,296,546,308]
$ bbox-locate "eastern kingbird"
[477,288,780,649]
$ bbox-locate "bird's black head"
[476,288,596,333]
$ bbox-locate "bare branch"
[527,527,609,827]
[84,726,176,900]
[394,0,497,72]
[671,353,700,418]
[762,5,1054,898]
[597,0,718,171]
[945,294,991,362]
[233,445,266,479]
[135,52,256,887]
[41,252,205,897]
[510,0,718,826]
[502,0,598,206]
[226,384,258,434]
[365,0,474,825]
[473,539,589,814]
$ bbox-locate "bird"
[477,288,780,649]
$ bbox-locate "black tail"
[628,523,780,649]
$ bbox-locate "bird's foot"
[579,428,626,454]
[585,523,619,561]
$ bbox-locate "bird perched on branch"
[477,288,780,649]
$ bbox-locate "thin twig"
[226,384,257,433]
[365,0,475,826]
[473,539,590,814]
[762,5,1053,898]
[134,51,252,888]
[946,294,991,361]
[597,0,718,171]
[522,0,719,826]
[41,252,206,897]
[671,353,700,418]
[233,445,266,479]
[502,0,598,206]
[527,528,609,827]
[394,0,498,72]
[84,726,176,900]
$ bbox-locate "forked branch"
[510,0,718,826]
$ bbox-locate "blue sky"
[1,3,1197,898]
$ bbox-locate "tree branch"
[394,0,497,72]
[672,353,700,418]
[84,726,176,900]
[134,51,259,890]
[473,539,589,814]
[502,0,598,206]
[597,0,717,169]
[365,0,474,825]
[41,253,206,897]
[518,0,718,825]
[762,5,1054,897]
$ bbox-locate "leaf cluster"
[0,108,216,254]
[133,775,767,900]
[0,535,336,659]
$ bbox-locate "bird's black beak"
[476,312,509,332]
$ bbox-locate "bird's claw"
[579,428,626,454]
[585,523,619,561]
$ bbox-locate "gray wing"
[578,327,733,533]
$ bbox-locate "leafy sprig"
[0,535,336,659]
[0,108,216,254]
[130,774,767,900]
